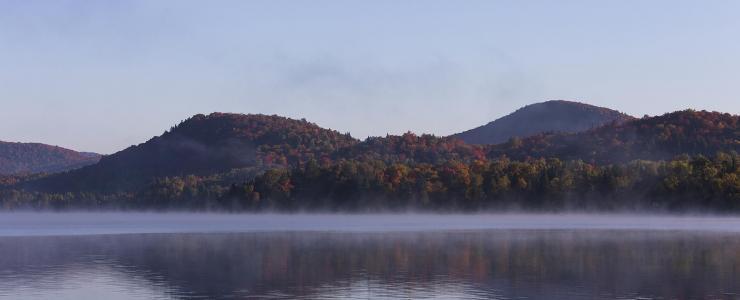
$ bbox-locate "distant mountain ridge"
[452,100,634,144]
[0,141,101,175]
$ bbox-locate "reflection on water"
[0,230,739,299]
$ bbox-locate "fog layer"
[1,213,740,236]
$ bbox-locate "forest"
[1,153,738,212]
[0,109,738,212]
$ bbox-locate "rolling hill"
[0,141,100,175]
[29,113,358,192]
[452,100,634,144]
[487,109,739,163]
[23,109,740,193]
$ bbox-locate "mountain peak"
[487,109,739,163]
[452,100,633,144]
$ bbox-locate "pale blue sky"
[1,0,739,154]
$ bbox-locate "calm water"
[0,214,739,299]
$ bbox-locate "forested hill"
[5,109,738,211]
[20,110,740,193]
[0,141,100,175]
[487,110,739,164]
[28,113,358,192]
[334,110,738,165]
[452,100,634,145]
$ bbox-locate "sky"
[1,0,739,154]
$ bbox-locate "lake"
[0,213,739,299]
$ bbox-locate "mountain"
[452,100,634,144]
[6,107,740,211]
[29,113,358,192]
[487,110,740,163]
[24,109,739,194]
[0,141,101,175]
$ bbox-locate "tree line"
[2,152,737,212]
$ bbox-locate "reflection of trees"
[1,231,739,299]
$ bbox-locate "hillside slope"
[488,110,739,163]
[19,109,739,196]
[29,113,358,192]
[453,100,634,144]
[0,141,100,175]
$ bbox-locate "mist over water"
[1,213,740,236]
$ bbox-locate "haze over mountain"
[452,100,634,145]
[0,141,100,175]
[29,113,357,192]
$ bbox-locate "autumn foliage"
[1,109,738,211]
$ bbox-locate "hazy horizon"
[2,1,740,153]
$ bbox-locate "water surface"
[0,214,738,299]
